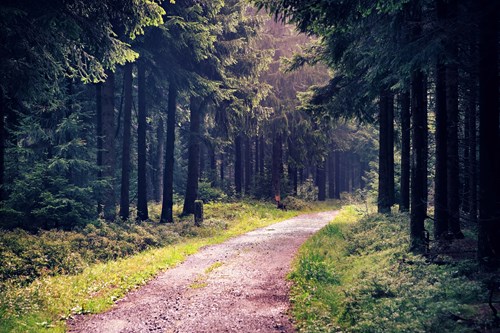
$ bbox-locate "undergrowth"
[290,206,491,333]
[0,200,334,332]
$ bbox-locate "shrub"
[282,196,312,210]
[296,178,318,202]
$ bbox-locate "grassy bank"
[0,200,334,333]
[290,206,492,333]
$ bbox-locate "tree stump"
[194,200,203,226]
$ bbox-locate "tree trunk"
[317,161,326,201]
[234,134,243,195]
[152,117,164,202]
[378,90,392,213]
[387,93,395,205]
[0,91,5,201]
[445,0,462,238]
[244,134,252,195]
[182,97,202,216]
[220,151,225,187]
[119,63,133,220]
[160,84,177,223]
[478,0,500,265]
[101,70,116,221]
[334,151,341,199]
[255,136,259,175]
[328,151,335,199]
[96,83,103,215]
[259,136,265,177]
[434,46,449,239]
[137,62,149,220]
[272,131,282,204]
[468,70,478,225]
[400,91,411,212]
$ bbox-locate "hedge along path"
[69,210,338,333]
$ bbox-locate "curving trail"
[68,210,338,333]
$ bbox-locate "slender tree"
[119,63,133,220]
[400,91,410,212]
[137,62,149,220]
[160,83,177,223]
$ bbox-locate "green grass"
[289,206,488,333]
[0,199,336,333]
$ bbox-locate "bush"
[282,196,312,210]
[198,181,227,203]
[296,178,318,202]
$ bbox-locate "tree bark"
[101,70,116,221]
[478,0,500,265]
[234,134,243,195]
[182,97,202,216]
[272,130,282,204]
[468,70,478,225]
[160,84,177,223]
[96,83,103,215]
[445,0,462,238]
[400,91,411,212]
[328,151,335,199]
[334,151,341,199]
[259,136,265,177]
[0,91,5,201]
[119,63,133,220]
[153,117,164,202]
[378,90,392,213]
[434,44,448,239]
[137,62,149,220]
[317,161,326,201]
[244,134,253,195]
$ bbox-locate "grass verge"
[0,200,334,333]
[289,205,492,333]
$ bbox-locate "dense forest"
[0,0,500,331]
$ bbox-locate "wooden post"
[194,200,203,226]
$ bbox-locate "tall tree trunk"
[101,70,116,221]
[387,93,395,205]
[220,151,225,187]
[255,136,259,176]
[259,136,265,177]
[153,117,164,202]
[328,151,335,199]
[96,83,103,215]
[468,71,478,225]
[378,90,392,213]
[234,134,243,195]
[0,91,5,201]
[400,91,411,212]
[317,161,326,201]
[182,97,202,216]
[409,2,427,253]
[434,44,449,239]
[119,63,133,220]
[272,130,282,204]
[244,134,252,195]
[334,151,341,199]
[137,62,149,220]
[199,142,205,181]
[160,84,177,223]
[478,0,500,265]
[445,0,463,238]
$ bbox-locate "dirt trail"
[69,210,338,333]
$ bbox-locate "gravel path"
[68,210,338,333]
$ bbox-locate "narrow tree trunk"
[101,70,116,221]
[259,136,265,177]
[387,93,395,205]
[119,63,133,220]
[400,91,411,211]
[0,91,5,201]
[445,0,462,238]
[334,151,341,199]
[220,151,225,187]
[96,83,103,215]
[478,0,500,265]
[255,136,259,175]
[468,73,478,225]
[272,131,282,204]
[317,161,326,201]
[199,142,205,181]
[137,63,149,220]
[182,97,203,216]
[152,117,164,202]
[160,84,177,223]
[434,54,448,239]
[378,90,391,213]
[328,151,335,199]
[244,135,252,195]
[234,134,243,195]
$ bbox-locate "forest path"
[68,210,338,333]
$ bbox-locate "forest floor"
[68,210,338,333]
